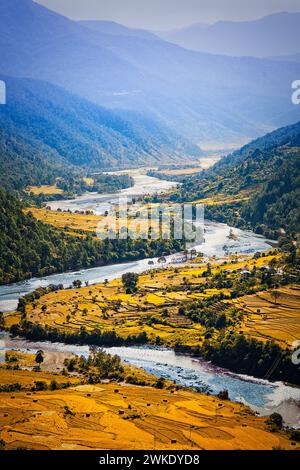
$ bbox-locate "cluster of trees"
[122,272,139,293]
[0,189,184,285]
[56,174,134,196]
[64,348,125,382]
[9,321,149,347]
[179,303,228,330]
[0,130,73,192]
[175,332,299,386]
[200,332,300,386]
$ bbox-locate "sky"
[36,0,300,30]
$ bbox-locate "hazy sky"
[36,0,300,30]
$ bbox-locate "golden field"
[26,185,64,196]
[192,189,255,206]
[25,207,164,239]
[5,253,295,349]
[0,367,82,391]
[231,285,300,347]
[0,377,295,450]
[154,167,202,177]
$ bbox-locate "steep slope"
[0,75,201,180]
[176,121,300,238]
[0,188,184,285]
[0,131,72,192]
[158,12,300,57]
[0,189,105,284]
[0,0,299,144]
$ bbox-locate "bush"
[217,389,229,400]
[266,413,283,430]
[155,377,165,389]
[289,430,300,441]
[34,381,48,391]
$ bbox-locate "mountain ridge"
[0,75,202,191]
[172,120,300,238]
[1,0,299,145]
[157,12,300,58]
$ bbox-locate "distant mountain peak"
[157,11,300,57]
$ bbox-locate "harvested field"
[0,382,295,450]
[232,285,300,347]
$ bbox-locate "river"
[0,334,299,427]
[0,171,274,312]
[3,171,296,426]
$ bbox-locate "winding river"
[0,170,274,313]
[2,170,298,427]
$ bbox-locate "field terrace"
[6,253,297,350]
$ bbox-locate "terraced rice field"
[0,382,295,450]
[5,254,289,348]
[232,285,300,347]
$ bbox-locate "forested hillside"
[0,129,75,192]
[0,190,183,285]
[0,76,201,177]
[172,122,300,238]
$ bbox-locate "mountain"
[0,189,105,284]
[79,20,159,41]
[1,0,299,145]
[0,187,184,285]
[271,53,300,63]
[176,121,300,238]
[157,12,300,58]
[0,75,201,188]
[0,128,74,192]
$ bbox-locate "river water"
[0,171,274,312]
[47,170,177,215]
[0,334,299,427]
[3,171,296,425]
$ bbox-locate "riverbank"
[1,334,299,429]
[2,251,300,425]
[0,221,274,313]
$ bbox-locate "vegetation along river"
[2,172,295,427]
[0,171,274,312]
[0,335,299,428]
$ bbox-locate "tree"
[217,389,229,400]
[35,350,44,366]
[266,413,283,430]
[155,377,165,389]
[73,279,82,289]
[270,290,281,305]
[122,272,139,294]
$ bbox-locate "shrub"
[266,413,283,430]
